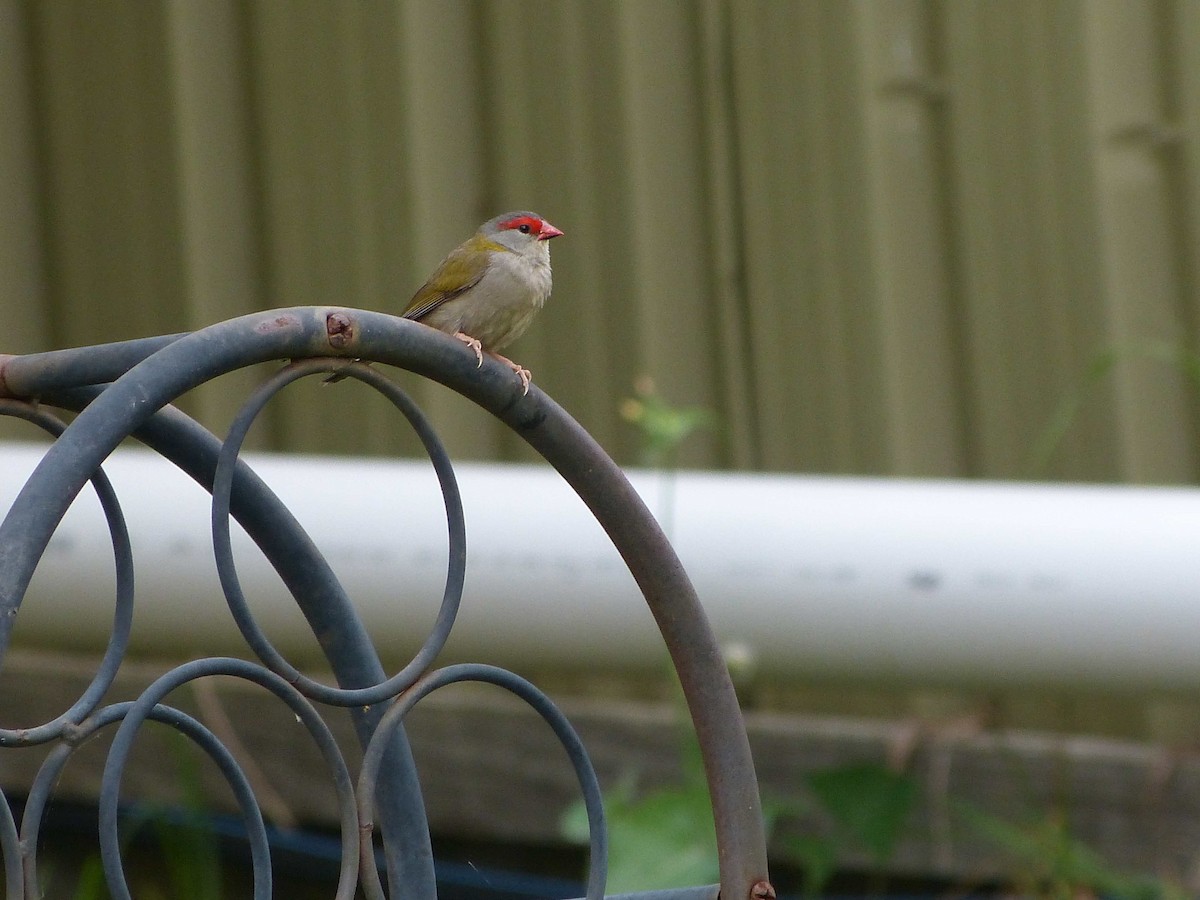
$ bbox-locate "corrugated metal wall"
[2,0,1198,481]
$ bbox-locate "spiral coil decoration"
[0,308,771,900]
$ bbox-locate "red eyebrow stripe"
[499,215,541,231]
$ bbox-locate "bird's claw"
[488,350,532,395]
[453,336,532,395]
[454,332,484,367]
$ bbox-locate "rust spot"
[326,312,354,349]
[255,314,300,334]
[751,881,776,900]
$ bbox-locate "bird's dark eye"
[518,223,532,234]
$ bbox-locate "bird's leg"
[486,350,533,396]
[453,331,484,367]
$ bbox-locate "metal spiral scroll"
[0,308,772,900]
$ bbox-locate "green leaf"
[805,764,916,862]
[603,783,718,891]
[561,775,717,893]
[954,802,1169,900]
[620,378,716,469]
[1029,340,1200,476]
[72,855,106,900]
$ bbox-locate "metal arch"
[21,700,277,900]
[97,659,360,900]
[209,358,468,706]
[1,385,438,896]
[0,784,19,900]
[357,664,610,900]
[0,307,773,899]
[0,400,135,748]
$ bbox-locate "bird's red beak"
[538,221,564,240]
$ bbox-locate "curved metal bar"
[0,307,770,897]
[0,400,135,747]
[20,701,271,900]
[97,659,359,900]
[0,786,21,900]
[357,663,608,900]
[344,309,771,896]
[0,332,185,398]
[210,358,467,705]
[0,311,333,663]
[35,385,436,896]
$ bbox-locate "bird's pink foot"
[454,331,484,367]
[487,351,533,395]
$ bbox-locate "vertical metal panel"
[0,0,45,437]
[526,3,641,460]
[390,0,502,458]
[608,2,727,467]
[696,0,757,469]
[24,1,186,345]
[164,0,270,437]
[1174,0,1200,324]
[940,0,1121,479]
[731,2,890,472]
[1167,0,1200,334]
[0,1,47,356]
[728,0,803,471]
[244,1,412,455]
[1081,0,1197,482]
[474,2,635,461]
[854,0,964,475]
[1009,0,1116,479]
[2,0,1200,481]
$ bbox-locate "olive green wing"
[401,237,503,321]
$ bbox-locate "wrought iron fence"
[0,308,772,899]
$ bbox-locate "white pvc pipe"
[3,441,1199,689]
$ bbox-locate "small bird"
[402,211,563,394]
